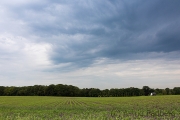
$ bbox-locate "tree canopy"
[0,85,179,97]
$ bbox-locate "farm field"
[0,96,180,120]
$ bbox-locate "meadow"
[0,96,180,120]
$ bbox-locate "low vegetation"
[0,96,180,120]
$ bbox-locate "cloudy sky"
[0,0,180,89]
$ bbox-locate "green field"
[0,96,180,120]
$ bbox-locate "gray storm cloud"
[0,0,180,88]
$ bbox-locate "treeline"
[0,84,180,97]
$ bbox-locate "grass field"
[0,96,180,120]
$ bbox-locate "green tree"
[165,88,170,95]
[4,87,18,96]
[0,86,5,96]
[45,84,55,96]
[173,87,180,95]
[142,86,150,96]
[102,89,109,97]
[89,88,101,97]
[17,87,27,96]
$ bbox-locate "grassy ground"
[0,95,180,120]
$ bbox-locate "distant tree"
[0,86,5,96]
[165,88,170,95]
[117,89,122,97]
[54,84,64,96]
[4,87,18,96]
[17,87,27,96]
[53,84,80,96]
[155,88,160,95]
[142,86,150,96]
[45,84,55,96]
[31,85,45,96]
[109,88,119,97]
[149,88,155,93]
[102,89,109,97]
[38,85,46,96]
[89,88,101,97]
[173,87,180,95]
[130,88,141,96]
[80,88,89,97]
[124,88,131,96]
[170,89,174,95]
[68,85,80,96]
[162,89,167,95]
[0,84,179,97]
[139,89,144,96]
[26,86,35,95]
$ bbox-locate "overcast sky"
[0,0,180,89]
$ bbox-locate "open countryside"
[1,0,180,119]
[0,96,180,120]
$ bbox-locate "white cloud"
[0,0,45,7]
[23,41,51,66]
[0,33,51,66]
[39,59,180,89]
[0,33,52,86]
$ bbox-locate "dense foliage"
[0,96,180,119]
[0,84,180,96]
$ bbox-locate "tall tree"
[102,89,109,97]
[45,84,56,96]
[142,86,150,96]
[89,88,101,97]
[165,88,170,95]
[0,86,5,96]
[173,87,180,95]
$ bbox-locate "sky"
[0,0,180,89]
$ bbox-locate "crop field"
[0,96,180,120]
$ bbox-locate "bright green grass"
[0,96,180,120]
